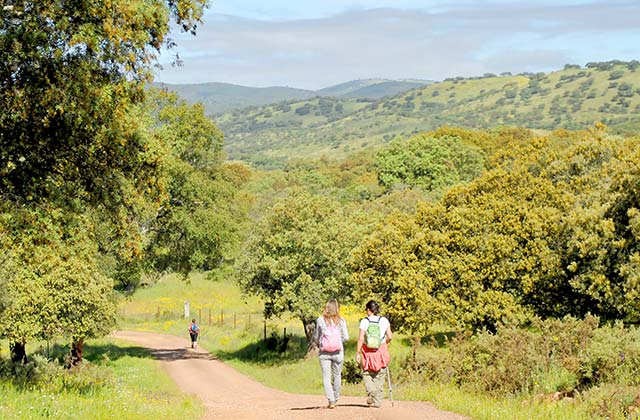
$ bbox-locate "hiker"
[188,318,200,348]
[356,299,392,408]
[315,298,349,409]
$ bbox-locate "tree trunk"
[70,337,84,365]
[10,341,27,364]
[303,318,318,354]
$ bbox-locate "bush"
[0,354,113,393]
[403,316,640,402]
[342,359,363,384]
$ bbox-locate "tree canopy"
[0,0,210,362]
[352,127,640,334]
[375,133,486,195]
[237,191,370,350]
[1,0,208,208]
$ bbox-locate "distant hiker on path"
[188,318,200,348]
[315,299,349,409]
[356,300,392,408]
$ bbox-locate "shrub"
[342,359,363,384]
[581,384,640,420]
[0,354,113,393]
[403,316,640,403]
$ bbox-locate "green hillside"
[216,96,373,167]
[217,61,640,168]
[155,82,315,114]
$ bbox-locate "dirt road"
[112,331,470,420]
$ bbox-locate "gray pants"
[363,367,387,407]
[319,352,343,403]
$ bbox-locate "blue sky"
[154,0,640,89]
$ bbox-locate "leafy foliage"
[0,205,116,346]
[0,0,207,208]
[236,191,368,347]
[0,0,214,360]
[352,127,640,333]
[375,133,486,193]
[404,315,640,412]
[142,91,249,279]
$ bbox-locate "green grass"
[117,270,604,420]
[0,338,203,420]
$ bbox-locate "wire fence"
[119,303,302,342]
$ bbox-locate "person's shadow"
[290,403,371,411]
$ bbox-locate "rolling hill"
[215,61,640,168]
[155,79,432,114]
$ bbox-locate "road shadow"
[216,334,307,366]
[72,343,153,363]
[147,347,217,362]
[84,343,215,363]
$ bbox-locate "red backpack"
[321,322,342,352]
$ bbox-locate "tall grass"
[400,383,594,420]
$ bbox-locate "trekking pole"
[386,365,394,407]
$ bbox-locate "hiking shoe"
[328,402,336,409]
[366,397,374,406]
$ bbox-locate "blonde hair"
[323,299,340,325]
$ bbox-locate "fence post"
[198,308,202,323]
[234,313,237,329]
[263,320,267,341]
[208,308,212,326]
[184,301,190,319]
[220,308,224,326]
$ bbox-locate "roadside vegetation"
[0,338,202,420]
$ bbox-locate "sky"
[153,0,640,90]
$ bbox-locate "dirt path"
[112,331,470,420]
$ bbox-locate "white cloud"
[155,1,640,89]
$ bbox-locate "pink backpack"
[321,322,342,352]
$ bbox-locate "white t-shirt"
[359,315,390,339]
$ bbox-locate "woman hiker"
[315,299,349,409]
[188,318,200,348]
[356,299,393,408]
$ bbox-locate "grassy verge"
[399,382,593,420]
[0,338,203,420]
